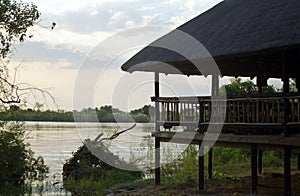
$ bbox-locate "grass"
[62,144,300,195]
[64,169,142,195]
[158,145,300,188]
[0,183,27,195]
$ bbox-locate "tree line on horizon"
[0,105,154,123]
[0,78,285,123]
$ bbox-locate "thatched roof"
[121,0,300,78]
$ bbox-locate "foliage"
[288,78,297,92]
[63,139,143,194]
[219,78,277,96]
[0,1,50,193]
[0,0,55,107]
[130,105,153,123]
[0,104,154,123]
[0,0,40,59]
[159,145,299,188]
[161,145,199,186]
[213,147,249,165]
[0,122,48,184]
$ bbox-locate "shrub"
[0,122,48,184]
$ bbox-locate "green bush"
[0,122,48,184]
[161,145,199,186]
[63,142,143,194]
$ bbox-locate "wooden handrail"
[154,94,300,132]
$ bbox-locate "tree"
[0,0,40,59]
[130,105,154,123]
[219,78,277,96]
[0,0,48,186]
[0,0,55,106]
[0,123,48,184]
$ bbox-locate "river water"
[23,122,187,195]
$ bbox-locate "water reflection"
[9,122,189,194]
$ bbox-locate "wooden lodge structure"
[121,0,300,195]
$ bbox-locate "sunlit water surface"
[23,122,187,195]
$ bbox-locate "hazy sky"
[12,0,225,111]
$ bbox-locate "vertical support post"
[208,149,213,180]
[257,76,267,94]
[199,143,204,192]
[154,72,160,186]
[257,81,263,175]
[198,102,204,133]
[282,52,291,195]
[212,74,219,98]
[155,137,160,185]
[258,86,263,94]
[298,153,300,170]
[282,53,290,137]
[207,74,219,180]
[284,146,291,196]
[251,144,258,196]
[258,150,263,174]
[155,72,160,131]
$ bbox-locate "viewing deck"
[151,93,300,195]
[152,93,300,135]
[121,1,300,194]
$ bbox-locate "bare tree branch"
[99,123,137,142]
[0,62,57,108]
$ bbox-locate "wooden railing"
[151,93,300,133]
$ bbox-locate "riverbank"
[113,172,300,195]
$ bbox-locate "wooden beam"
[155,72,160,131]
[257,76,268,93]
[296,77,300,92]
[152,131,300,149]
[258,150,263,174]
[211,74,219,97]
[199,144,205,192]
[251,144,258,196]
[298,153,300,170]
[282,53,290,137]
[284,146,291,196]
[208,149,213,180]
[154,72,161,186]
[208,74,219,180]
[155,137,160,185]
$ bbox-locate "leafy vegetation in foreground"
[63,139,143,195]
[160,145,299,188]
[0,122,48,184]
[0,104,154,123]
[61,142,300,195]
[0,122,48,195]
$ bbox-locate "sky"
[10,0,282,112]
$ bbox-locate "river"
[23,122,187,195]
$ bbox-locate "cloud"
[17,0,224,110]
[26,0,223,54]
[13,41,84,69]
[35,0,221,36]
